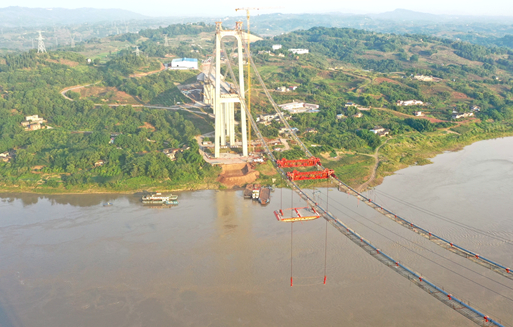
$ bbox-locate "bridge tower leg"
[228,102,235,145]
[220,102,227,146]
[236,26,248,157]
[214,22,222,158]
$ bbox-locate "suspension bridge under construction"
[202,21,512,327]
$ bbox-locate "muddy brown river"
[1,137,513,326]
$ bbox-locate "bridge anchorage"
[216,26,509,326]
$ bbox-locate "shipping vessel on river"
[142,192,179,205]
[244,184,271,205]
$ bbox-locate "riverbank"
[2,129,513,195]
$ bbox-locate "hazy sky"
[3,0,513,17]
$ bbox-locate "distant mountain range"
[369,9,513,22]
[0,6,147,27]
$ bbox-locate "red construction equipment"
[274,207,321,222]
[276,156,321,168]
[286,169,335,181]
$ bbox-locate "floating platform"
[274,207,321,222]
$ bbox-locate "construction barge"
[244,184,271,205]
[141,192,179,205]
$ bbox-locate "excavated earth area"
[217,163,259,188]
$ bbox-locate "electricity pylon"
[36,31,47,53]
[133,46,141,56]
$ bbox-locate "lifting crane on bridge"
[276,156,321,168]
[235,6,283,156]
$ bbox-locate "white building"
[414,111,423,116]
[272,44,282,50]
[452,112,474,119]
[25,115,45,123]
[397,100,424,106]
[170,58,198,70]
[370,126,390,137]
[257,114,278,123]
[288,49,309,55]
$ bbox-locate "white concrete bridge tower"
[213,21,248,159]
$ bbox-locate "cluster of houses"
[265,44,309,55]
[452,105,480,120]
[336,112,363,119]
[276,86,298,92]
[258,50,285,57]
[278,127,299,135]
[256,113,292,126]
[397,100,424,106]
[162,145,190,161]
[278,101,320,114]
[21,115,49,131]
[345,102,370,110]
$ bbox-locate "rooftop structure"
[413,75,442,82]
[279,101,319,114]
[370,126,390,137]
[288,49,309,54]
[170,58,198,70]
[452,112,474,120]
[397,100,424,106]
[0,152,11,162]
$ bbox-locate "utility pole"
[36,31,47,53]
[164,35,169,47]
[70,36,75,48]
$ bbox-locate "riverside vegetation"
[0,24,512,192]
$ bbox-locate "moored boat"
[142,192,179,205]
[243,184,253,199]
[252,184,261,200]
[259,187,271,205]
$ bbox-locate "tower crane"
[235,6,282,155]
